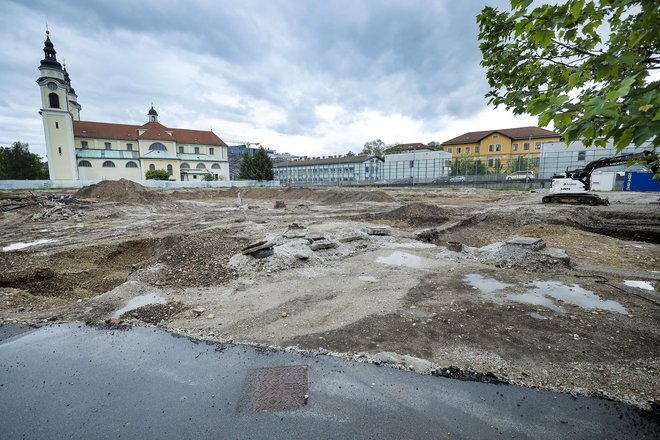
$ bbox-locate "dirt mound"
[320,189,395,204]
[362,203,450,227]
[120,301,186,324]
[76,180,168,204]
[153,229,247,287]
[238,187,396,204]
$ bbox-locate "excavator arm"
[565,150,656,191]
[543,150,657,205]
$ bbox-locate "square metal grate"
[241,365,308,411]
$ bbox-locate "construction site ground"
[1,181,659,411]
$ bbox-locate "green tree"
[427,141,444,151]
[451,156,488,176]
[477,0,659,152]
[238,152,255,179]
[251,147,274,180]
[507,155,531,173]
[362,139,386,159]
[145,169,170,180]
[0,141,48,180]
[383,143,401,155]
[346,151,356,157]
[239,148,274,180]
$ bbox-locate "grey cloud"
[3,0,513,153]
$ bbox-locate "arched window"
[102,161,116,168]
[149,142,167,151]
[180,163,190,169]
[126,161,138,168]
[196,163,206,169]
[149,164,155,170]
[48,92,60,108]
[167,164,173,176]
[78,160,92,167]
[211,163,220,169]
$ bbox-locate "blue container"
[623,172,660,192]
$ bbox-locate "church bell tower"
[36,30,78,180]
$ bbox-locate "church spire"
[40,29,62,69]
[147,104,158,122]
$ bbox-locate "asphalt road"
[0,323,657,439]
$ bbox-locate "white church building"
[36,32,229,182]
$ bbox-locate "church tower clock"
[36,30,78,180]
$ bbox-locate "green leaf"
[568,73,581,87]
[605,76,636,100]
[533,30,554,47]
[538,112,553,127]
[570,0,584,20]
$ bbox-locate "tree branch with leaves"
[477,0,659,152]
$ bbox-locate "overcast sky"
[0,0,538,158]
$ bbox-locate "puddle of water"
[359,276,378,283]
[2,239,56,252]
[623,280,655,291]
[382,242,437,249]
[506,291,563,312]
[506,281,627,315]
[376,251,432,270]
[111,293,166,319]
[529,312,546,320]
[463,274,512,294]
[464,275,628,315]
[407,308,434,318]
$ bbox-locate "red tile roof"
[442,126,560,145]
[137,122,175,141]
[73,120,226,146]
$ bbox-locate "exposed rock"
[241,241,273,255]
[309,240,338,251]
[191,307,206,317]
[365,226,390,236]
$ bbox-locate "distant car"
[505,170,535,180]
[449,175,467,183]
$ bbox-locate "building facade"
[383,150,452,183]
[36,32,229,182]
[273,155,384,184]
[441,127,561,172]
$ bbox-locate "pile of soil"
[120,301,186,324]
[367,203,450,227]
[76,179,169,204]
[233,187,396,204]
[319,189,395,204]
[155,229,247,287]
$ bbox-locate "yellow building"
[441,127,561,172]
[36,32,229,182]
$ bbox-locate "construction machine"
[542,150,657,206]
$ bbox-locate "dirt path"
[1,183,659,410]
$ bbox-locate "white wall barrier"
[0,179,282,190]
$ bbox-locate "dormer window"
[149,142,167,151]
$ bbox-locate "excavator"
[541,150,657,205]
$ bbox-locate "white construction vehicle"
[542,150,657,206]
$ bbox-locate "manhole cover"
[241,365,308,412]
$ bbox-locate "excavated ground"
[1,182,659,410]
